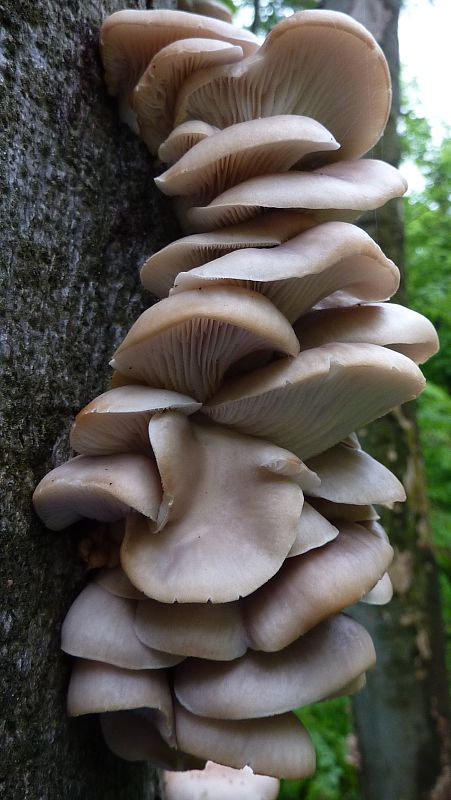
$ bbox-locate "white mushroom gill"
[32,6,438,790]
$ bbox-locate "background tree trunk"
[1,1,175,797]
[320,2,450,798]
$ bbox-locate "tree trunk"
[0,1,175,797]
[320,2,450,799]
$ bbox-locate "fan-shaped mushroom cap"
[171,222,400,323]
[158,121,220,165]
[243,522,393,651]
[175,704,316,780]
[287,501,338,558]
[156,116,339,201]
[70,385,200,456]
[33,453,161,530]
[305,443,405,505]
[101,9,259,97]
[140,212,315,297]
[135,597,247,661]
[67,659,174,744]
[182,160,407,233]
[110,287,299,402]
[175,9,391,161]
[61,582,183,670]
[94,566,145,600]
[162,761,280,800]
[361,572,393,605]
[121,413,304,603]
[204,343,425,460]
[133,39,244,154]
[175,615,375,719]
[101,709,205,770]
[295,302,439,363]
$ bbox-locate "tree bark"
[320,2,450,799]
[1,1,175,797]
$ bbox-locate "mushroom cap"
[162,761,280,800]
[243,522,394,651]
[133,39,244,154]
[101,9,259,97]
[308,497,379,522]
[156,116,339,201]
[175,9,391,160]
[171,221,400,323]
[94,566,145,600]
[295,302,440,363]
[61,582,184,670]
[204,343,425,460]
[305,443,406,505]
[140,212,315,298]
[110,286,300,402]
[174,704,316,780]
[70,385,201,455]
[158,120,220,165]
[182,160,407,233]
[178,0,234,24]
[287,501,338,558]
[174,614,375,719]
[101,709,205,770]
[33,453,161,530]
[361,572,394,605]
[134,597,247,661]
[67,659,174,745]
[121,413,304,603]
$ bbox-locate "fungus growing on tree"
[33,6,439,792]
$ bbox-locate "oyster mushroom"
[162,762,279,800]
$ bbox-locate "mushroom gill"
[31,6,439,788]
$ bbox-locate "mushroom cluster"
[33,6,439,789]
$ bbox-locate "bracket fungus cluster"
[33,6,439,793]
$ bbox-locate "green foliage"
[235,0,317,34]
[279,699,359,800]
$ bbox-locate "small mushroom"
[101,709,204,770]
[158,120,220,165]
[361,572,394,605]
[70,385,201,456]
[61,582,184,669]
[295,302,439,363]
[67,658,175,745]
[155,115,339,202]
[33,453,161,530]
[133,39,244,154]
[110,286,299,401]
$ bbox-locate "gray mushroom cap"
[158,121,220,165]
[204,343,425,460]
[33,453,161,530]
[174,614,375,719]
[243,522,394,651]
[171,221,400,323]
[67,659,174,745]
[61,582,184,670]
[121,413,305,603]
[174,704,316,780]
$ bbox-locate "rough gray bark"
[1,1,175,797]
[320,2,451,799]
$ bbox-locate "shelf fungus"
[33,6,438,793]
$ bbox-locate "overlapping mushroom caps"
[32,6,439,792]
